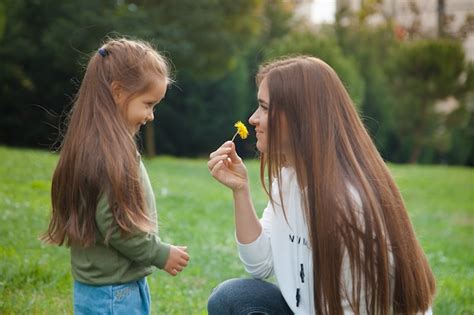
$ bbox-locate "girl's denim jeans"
[207,278,293,315]
[74,278,150,315]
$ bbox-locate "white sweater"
[237,167,432,315]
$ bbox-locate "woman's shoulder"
[346,183,362,210]
[270,167,298,194]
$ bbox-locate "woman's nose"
[249,110,257,126]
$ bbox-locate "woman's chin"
[256,142,266,154]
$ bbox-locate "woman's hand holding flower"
[208,141,248,192]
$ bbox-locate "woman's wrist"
[232,182,250,196]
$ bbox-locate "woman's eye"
[257,103,267,110]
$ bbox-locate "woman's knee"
[208,278,285,315]
[208,278,246,314]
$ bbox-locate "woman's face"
[249,78,269,153]
[249,78,291,158]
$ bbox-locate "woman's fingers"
[208,142,247,191]
[208,142,242,173]
[207,154,229,171]
[210,160,225,177]
[209,143,232,159]
[228,146,241,163]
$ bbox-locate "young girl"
[207,56,435,314]
[41,38,189,314]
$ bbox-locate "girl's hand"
[164,245,189,276]
[208,141,248,191]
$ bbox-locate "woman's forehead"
[257,78,269,101]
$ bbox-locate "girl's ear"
[111,81,125,107]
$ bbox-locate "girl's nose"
[147,112,154,122]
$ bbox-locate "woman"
[207,56,435,314]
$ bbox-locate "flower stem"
[231,131,238,142]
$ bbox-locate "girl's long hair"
[41,38,171,247]
[257,56,435,314]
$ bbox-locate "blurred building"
[295,0,336,24]
[336,0,474,60]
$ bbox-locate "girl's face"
[249,78,291,158]
[115,78,167,135]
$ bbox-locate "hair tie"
[98,47,108,57]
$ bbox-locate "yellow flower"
[232,121,249,141]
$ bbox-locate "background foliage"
[0,0,472,163]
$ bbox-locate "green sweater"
[71,160,170,285]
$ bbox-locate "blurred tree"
[0,0,5,39]
[150,0,263,79]
[0,0,132,148]
[389,39,473,163]
[0,0,266,157]
[153,62,251,156]
[263,29,365,108]
[442,98,473,166]
[334,1,474,165]
[237,0,297,156]
[259,0,295,43]
[335,16,398,159]
[138,0,264,156]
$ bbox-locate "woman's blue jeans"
[207,278,293,315]
[74,278,150,314]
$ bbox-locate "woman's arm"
[237,202,275,279]
[232,186,262,244]
[208,141,262,244]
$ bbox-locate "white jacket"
[238,167,313,314]
[237,167,432,315]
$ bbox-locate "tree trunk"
[437,0,445,37]
[145,123,155,157]
[409,144,422,164]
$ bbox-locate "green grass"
[0,146,472,314]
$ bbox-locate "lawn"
[0,146,472,314]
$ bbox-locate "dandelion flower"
[232,121,249,141]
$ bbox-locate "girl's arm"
[95,198,189,275]
[208,141,262,244]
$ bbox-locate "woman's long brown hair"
[257,56,435,314]
[41,38,171,247]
